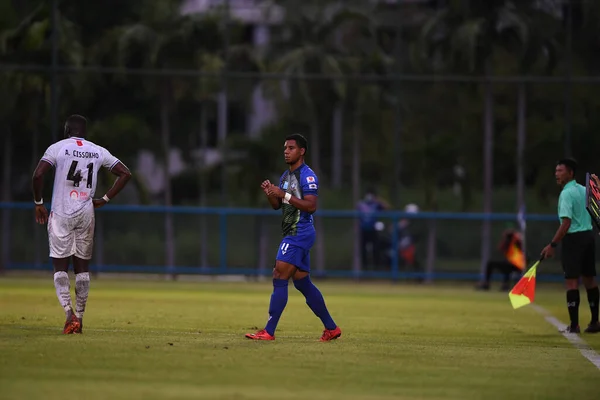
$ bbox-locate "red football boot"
[62,309,81,335]
[245,329,275,340]
[320,326,342,342]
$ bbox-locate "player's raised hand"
[34,204,48,225]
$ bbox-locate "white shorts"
[47,205,95,260]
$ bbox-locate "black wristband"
[550,242,557,248]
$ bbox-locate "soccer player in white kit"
[32,115,131,334]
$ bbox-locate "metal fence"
[3,1,600,284]
[1,202,583,282]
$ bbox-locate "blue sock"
[264,279,289,336]
[293,276,337,330]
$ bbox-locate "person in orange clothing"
[476,224,526,291]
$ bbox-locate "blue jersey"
[279,164,318,247]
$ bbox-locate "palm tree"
[415,0,559,279]
[115,10,226,276]
[194,52,223,268]
[348,81,392,276]
[197,40,263,267]
[114,6,263,273]
[514,10,560,256]
[0,1,83,273]
[344,48,394,276]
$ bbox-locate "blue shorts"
[276,240,311,272]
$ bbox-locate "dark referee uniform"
[558,180,595,279]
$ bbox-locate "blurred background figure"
[380,203,420,272]
[357,189,388,270]
[397,203,420,271]
[476,223,525,291]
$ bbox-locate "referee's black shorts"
[561,230,596,279]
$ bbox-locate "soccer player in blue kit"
[245,134,342,341]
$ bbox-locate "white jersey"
[41,137,120,217]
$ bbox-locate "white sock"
[75,272,90,320]
[53,271,72,317]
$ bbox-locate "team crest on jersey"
[306,176,315,183]
[291,182,297,190]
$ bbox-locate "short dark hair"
[557,157,578,175]
[285,134,308,153]
[64,114,87,137]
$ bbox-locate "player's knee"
[272,268,282,279]
[273,264,287,280]
[582,276,597,288]
[273,261,295,280]
[565,278,579,290]
[52,257,70,272]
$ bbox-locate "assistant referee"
[540,158,599,334]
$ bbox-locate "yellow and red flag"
[509,260,540,309]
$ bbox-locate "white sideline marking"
[532,305,600,371]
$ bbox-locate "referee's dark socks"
[566,289,580,328]
[586,287,599,323]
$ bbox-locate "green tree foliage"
[2,0,600,212]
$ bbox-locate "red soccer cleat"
[320,326,342,342]
[73,318,83,334]
[62,310,81,335]
[245,329,275,341]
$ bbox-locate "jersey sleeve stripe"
[41,157,55,167]
[108,159,120,170]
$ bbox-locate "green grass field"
[1,275,598,400]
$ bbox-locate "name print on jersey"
[65,149,100,159]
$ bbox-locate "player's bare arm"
[93,162,132,208]
[32,160,53,224]
[261,179,281,210]
[267,184,317,214]
[540,217,571,259]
